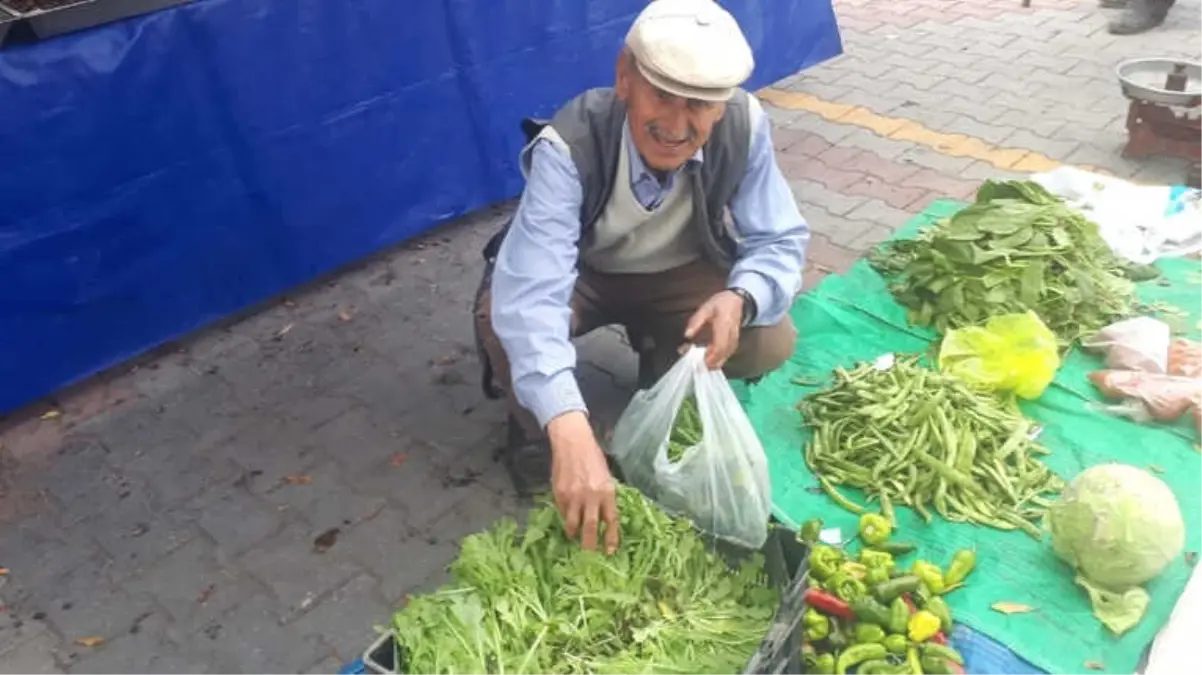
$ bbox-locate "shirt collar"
[623,118,704,186]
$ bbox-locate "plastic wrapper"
[1168,339,1202,378]
[938,311,1060,399]
[1082,316,1171,374]
[609,346,772,549]
[1088,370,1202,422]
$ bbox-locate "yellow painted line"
[758,88,1099,174]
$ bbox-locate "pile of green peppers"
[796,516,977,674]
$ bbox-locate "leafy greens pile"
[869,180,1140,343]
[667,396,702,463]
[390,485,780,674]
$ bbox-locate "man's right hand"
[546,411,620,554]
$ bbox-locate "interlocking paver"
[286,575,393,662]
[237,525,365,623]
[172,593,325,673]
[1,0,1198,671]
[121,537,265,632]
[184,485,288,558]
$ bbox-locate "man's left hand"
[683,290,745,370]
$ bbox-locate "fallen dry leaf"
[75,636,106,648]
[196,584,216,605]
[390,452,408,467]
[337,310,353,322]
[0,568,8,576]
[1084,660,1105,671]
[313,527,340,553]
[282,474,312,486]
[40,410,61,421]
[991,602,1036,615]
[273,323,294,340]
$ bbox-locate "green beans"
[798,356,1062,537]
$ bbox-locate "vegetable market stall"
[0,0,843,415]
[744,196,1202,675]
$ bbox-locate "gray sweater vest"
[484,87,752,271]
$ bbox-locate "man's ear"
[615,51,633,101]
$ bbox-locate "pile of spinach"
[870,180,1144,344]
[391,485,780,674]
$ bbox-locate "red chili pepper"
[902,593,918,614]
[804,587,856,620]
[948,660,965,674]
[932,631,948,645]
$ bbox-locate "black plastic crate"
[362,524,809,674]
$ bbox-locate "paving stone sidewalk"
[1,0,1199,672]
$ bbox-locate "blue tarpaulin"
[0,0,842,415]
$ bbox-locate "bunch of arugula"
[391,485,780,674]
[869,180,1144,345]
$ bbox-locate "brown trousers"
[474,259,797,441]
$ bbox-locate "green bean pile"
[799,356,1065,538]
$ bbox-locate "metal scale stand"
[1117,58,1202,188]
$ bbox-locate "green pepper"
[859,513,893,546]
[912,560,947,595]
[853,623,886,644]
[883,633,908,655]
[889,597,909,635]
[800,519,824,543]
[850,596,894,628]
[813,653,836,675]
[859,549,895,570]
[920,656,958,674]
[925,596,953,633]
[914,580,933,607]
[836,643,889,674]
[858,658,899,675]
[944,549,976,587]
[804,608,831,641]
[811,545,844,581]
[874,574,921,604]
[906,647,924,675]
[920,643,964,665]
[866,565,892,586]
[827,571,868,602]
[869,541,918,556]
[827,620,848,649]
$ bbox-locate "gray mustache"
[647,123,696,144]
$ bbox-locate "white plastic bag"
[1081,316,1172,373]
[609,346,773,549]
[1031,166,1202,265]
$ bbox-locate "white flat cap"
[625,0,754,102]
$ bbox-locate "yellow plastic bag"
[939,311,1060,399]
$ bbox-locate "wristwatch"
[727,287,757,327]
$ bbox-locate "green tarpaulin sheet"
[746,200,1201,675]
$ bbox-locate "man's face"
[616,54,727,173]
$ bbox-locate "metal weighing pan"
[1117,57,1202,107]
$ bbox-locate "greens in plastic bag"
[609,346,772,549]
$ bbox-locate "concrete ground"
[2,0,1199,672]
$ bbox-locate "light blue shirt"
[491,96,810,428]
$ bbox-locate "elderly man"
[473,0,808,552]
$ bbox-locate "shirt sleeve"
[490,139,588,429]
[726,95,811,326]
